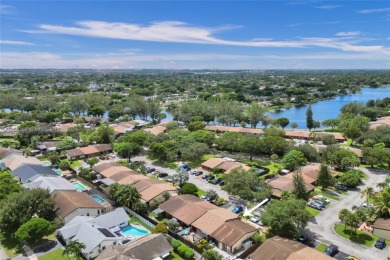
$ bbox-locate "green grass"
[305,206,320,217]
[69,160,81,167]
[39,157,49,161]
[315,243,328,252]
[341,138,353,147]
[334,224,377,247]
[129,215,153,231]
[314,188,341,201]
[168,251,184,260]
[264,163,283,174]
[38,248,76,260]
[202,154,219,161]
[196,188,206,197]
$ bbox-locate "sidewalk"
[0,248,8,260]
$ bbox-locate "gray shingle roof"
[23,176,76,193]
[10,164,58,183]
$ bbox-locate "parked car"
[313,200,326,208]
[232,205,244,213]
[308,201,322,210]
[219,180,225,186]
[202,174,209,179]
[207,175,216,181]
[297,234,308,243]
[179,165,191,171]
[201,195,212,201]
[158,173,168,178]
[250,216,260,223]
[211,178,221,185]
[315,195,330,204]
[99,155,106,160]
[362,203,374,208]
[375,238,386,249]
[335,184,348,191]
[323,244,338,256]
[194,171,203,176]
[191,170,199,175]
[147,167,156,173]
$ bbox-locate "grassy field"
[264,163,283,174]
[315,243,328,252]
[334,224,377,247]
[305,206,321,217]
[196,188,206,197]
[38,248,76,260]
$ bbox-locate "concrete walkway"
[0,248,8,260]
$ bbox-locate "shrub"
[181,183,198,195]
[184,249,195,260]
[152,223,168,234]
[252,232,266,244]
[178,244,189,256]
[171,239,182,250]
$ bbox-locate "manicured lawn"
[39,157,49,161]
[305,206,320,217]
[341,138,352,147]
[334,224,377,247]
[69,160,81,167]
[202,154,218,161]
[264,163,283,174]
[315,188,340,201]
[168,251,184,260]
[129,215,154,231]
[315,243,328,252]
[196,188,206,197]
[38,248,76,260]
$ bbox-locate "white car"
[316,195,330,204]
[250,216,260,223]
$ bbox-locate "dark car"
[195,171,203,176]
[308,201,322,211]
[335,184,348,191]
[232,205,244,213]
[219,180,225,186]
[211,178,221,185]
[207,175,216,181]
[158,173,168,178]
[202,174,209,179]
[297,235,308,243]
[375,238,386,249]
[323,244,338,256]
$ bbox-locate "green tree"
[115,142,142,162]
[88,104,105,117]
[290,122,298,130]
[179,141,209,162]
[78,167,96,180]
[15,218,54,243]
[122,130,149,146]
[339,170,362,188]
[270,154,279,165]
[292,168,308,200]
[202,250,223,260]
[374,187,390,218]
[306,105,314,130]
[180,183,198,195]
[276,117,290,129]
[322,118,339,130]
[281,150,307,171]
[173,168,189,187]
[316,164,334,190]
[59,160,71,170]
[187,121,205,132]
[206,189,219,201]
[0,172,22,202]
[63,240,86,260]
[344,126,361,145]
[361,187,374,204]
[87,157,99,167]
[247,103,266,128]
[239,134,261,161]
[261,199,311,238]
[112,184,146,212]
[152,223,168,234]
[48,151,60,165]
[148,142,170,162]
[330,149,360,170]
[187,130,215,146]
[339,208,351,230]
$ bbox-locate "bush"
[178,244,189,256]
[252,232,266,244]
[181,183,198,195]
[171,239,182,250]
[15,218,54,242]
[152,223,168,234]
[184,249,195,260]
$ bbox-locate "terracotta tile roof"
[2,155,42,171]
[315,132,346,141]
[54,191,104,220]
[204,125,263,135]
[139,183,177,202]
[93,162,123,173]
[144,126,167,135]
[201,158,224,169]
[159,195,218,225]
[372,218,390,231]
[217,161,241,171]
[225,165,251,174]
[192,208,238,235]
[66,144,112,157]
[117,174,150,185]
[268,173,315,198]
[250,236,333,260]
[284,130,311,139]
[210,219,257,247]
[370,116,390,129]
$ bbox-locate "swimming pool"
[91,195,105,204]
[73,182,86,191]
[121,225,149,236]
[54,169,62,175]
[42,162,52,167]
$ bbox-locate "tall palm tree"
[361,187,375,204]
[339,209,350,230]
[63,240,86,260]
[114,184,145,212]
[374,188,390,218]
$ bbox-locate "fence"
[236,242,261,259]
[124,206,156,229]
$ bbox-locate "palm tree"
[377,182,387,191]
[374,188,390,218]
[114,184,145,212]
[63,240,86,260]
[339,209,350,230]
[361,187,374,204]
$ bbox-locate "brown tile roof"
[54,123,78,132]
[315,132,346,141]
[217,161,240,171]
[99,166,131,178]
[284,130,311,139]
[66,144,112,157]
[343,147,363,157]
[192,208,238,235]
[372,218,390,231]
[250,236,333,260]
[370,116,390,129]
[93,162,123,173]
[159,195,218,225]
[140,183,177,202]
[211,219,257,247]
[268,173,315,198]
[117,174,150,185]
[204,125,263,135]
[0,148,21,158]
[225,165,251,174]
[54,191,104,219]
[201,158,224,169]
[144,126,167,135]
[2,155,42,171]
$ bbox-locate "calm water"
[265,87,390,129]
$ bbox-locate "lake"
[265,87,390,129]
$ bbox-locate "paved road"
[305,168,390,260]
[131,155,229,198]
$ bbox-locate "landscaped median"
[315,243,328,252]
[333,224,377,247]
[305,206,320,217]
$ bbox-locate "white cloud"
[0,40,34,46]
[335,31,361,37]
[287,23,302,27]
[358,7,390,14]
[21,20,385,53]
[0,5,15,15]
[316,5,341,10]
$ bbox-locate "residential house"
[159,195,257,254]
[370,116,390,129]
[205,125,263,135]
[96,233,172,260]
[372,218,390,240]
[37,141,61,154]
[66,144,112,160]
[54,191,105,223]
[0,148,23,159]
[10,164,58,183]
[110,122,136,136]
[268,173,315,198]
[23,176,77,194]
[145,125,167,135]
[132,179,178,205]
[201,157,250,173]
[248,236,333,260]
[58,208,130,259]
[1,155,42,171]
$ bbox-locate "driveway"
[305,167,390,260]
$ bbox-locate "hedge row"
[171,239,194,260]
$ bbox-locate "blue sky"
[1,1,389,69]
